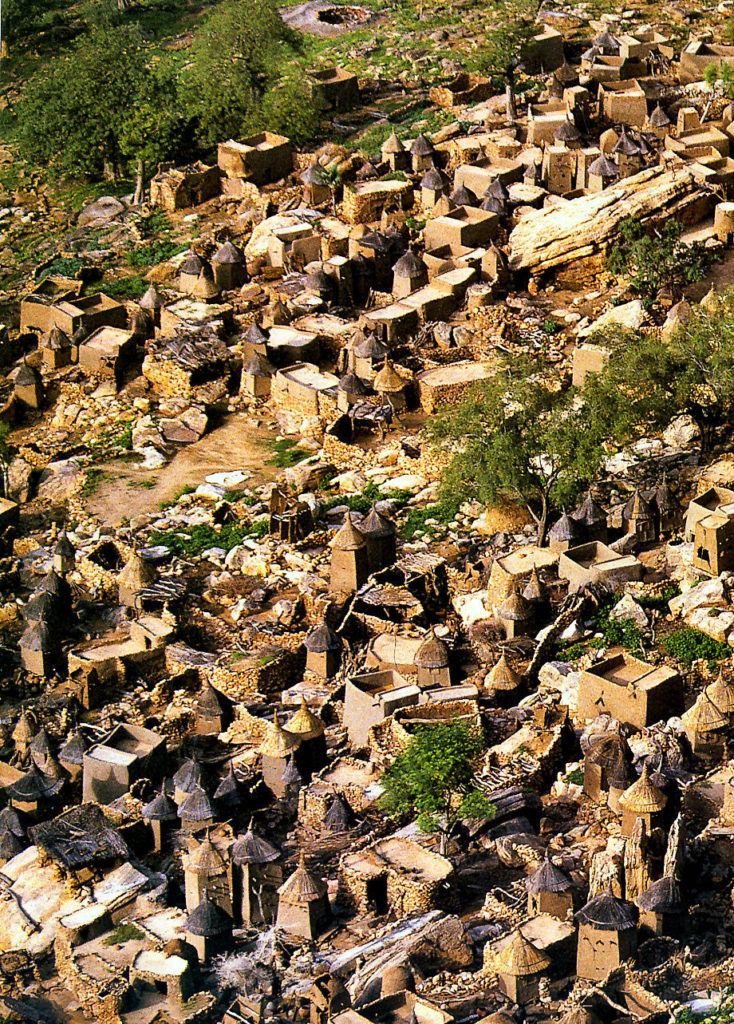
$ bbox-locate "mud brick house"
[150,161,221,211]
[343,669,420,747]
[82,723,166,804]
[21,292,126,338]
[271,363,339,433]
[78,327,136,383]
[577,653,683,729]
[218,133,294,189]
[558,541,643,589]
[338,836,453,915]
[143,328,231,398]
[692,501,734,575]
[308,67,360,110]
[685,486,734,541]
[343,180,414,225]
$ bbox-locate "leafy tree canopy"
[583,292,734,453]
[424,362,611,545]
[606,217,718,302]
[379,719,493,854]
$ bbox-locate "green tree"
[16,22,186,182]
[380,719,493,855]
[607,217,717,302]
[583,294,734,452]
[425,365,610,546]
[473,0,541,117]
[2,0,50,48]
[186,0,316,145]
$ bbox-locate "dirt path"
[84,415,281,528]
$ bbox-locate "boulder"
[6,458,34,503]
[609,593,648,628]
[669,577,729,617]
[37,459,84,501]
[663,414,701,448]
[578,299,646,338]
[77,196,126,228]
[454,589,492,627]
[686,606,734,643]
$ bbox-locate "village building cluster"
[8,5,734,1024]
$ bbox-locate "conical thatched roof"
[140,285,163,312]
[47,327,70,351]
[549,513,583,544]
[119,551,157,593]
[414,627,449,670]
[393,250,427,278]
[706,672,734,715]
[0,808,25,838]
[410,133,434,157]
[142,788,178,822]
[178,787,214,822]
[619,763,667,813]
[374,360,408,393]
[286,697,325,741]
[232,822,280,865]
[382,131,405,154]
[649,103,671,128]
[324,793,355,832]
[213,765,241,804]
[213,240,244,265]
[278,851,327,902]
[526,853,572,894]
[624,489,654,521]
[259,710,301,757]
[174,758,202,793]
[498,585,533,621]
[186,897,232,936]
[361,506,395,539]
[494,928,551,977]
[0,829,23,861]
[186,834,227,875]
[635,874,681,913]
[523,567,546,604]
[682,691,728,734]
[330,512,366,551]
[487,654,521,692]
[58,730,88,766]
[576,891,636,931]
[574,490,607,525]
[12,710,36,745]
[304,622,341,653]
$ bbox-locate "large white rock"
[663,414,701,448]
[609,593,648,628]
[578,299,646,338]
[686,606,734,643]
[454,589,492,627]
[669,577,729,617]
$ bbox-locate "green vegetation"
[160,484,196,510]
[638,586,680,612]
[263,438,310,468]
[380,718,493,854]
[86,421,134,461]
[79,468,106,498]
[426,362,611,546]
[606,217,718,302]
[402,497,461,540]
[584,289,734,452]
[103,923,145,946]
[471,0,542,113]
[185,0,320,146]
[564,768,584,786]
[592,611,645,657]
[148,518,269,557]
[662,628,731,671]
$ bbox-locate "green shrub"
[662,628,730,670]
[147,518,268,557]
[592,611,645,656]
[402,498,460,540]
[263,438,309,468]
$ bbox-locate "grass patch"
[104,923,145,946]
[86,421,134,461]
[263,437,309,468]
[591,611,645,657]
[638,585,680,612]
[160,484,196,509]
[565,768,584,786]
[126,238,187,269]
[79,467,106,498]
[127,478,157,490]
[662,627,731,671]
[95,275,149,300]
[37,255,85,282]
[402,497,460,540]
[148,518,269,557]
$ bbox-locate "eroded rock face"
[36,458,84,501]
[77,196,126,228]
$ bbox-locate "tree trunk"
[537,492,549,547]
[505,82,517,121]
[133,157,145,206]
[439,831,447,857]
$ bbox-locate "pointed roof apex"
[330,511,367,551]
[487,653,521,692]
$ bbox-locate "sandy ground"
[84,415,281,528]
